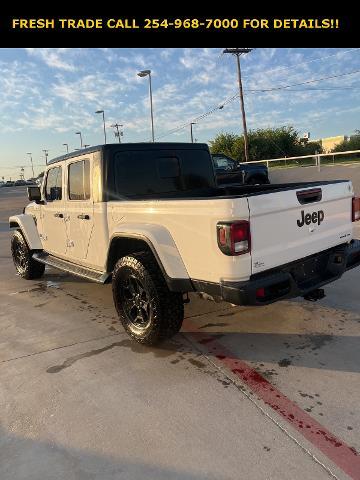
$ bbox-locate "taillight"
[352,197,360,222]
[217,221,251,256]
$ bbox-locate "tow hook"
[303,288,325,302]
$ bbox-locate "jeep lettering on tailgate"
[297,209,324,227]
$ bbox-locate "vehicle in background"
[14,180,27,187]
[212,153,269,186]
[0,181,5,188]
[4,181,15,187]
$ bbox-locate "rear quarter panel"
[107,197,251,283]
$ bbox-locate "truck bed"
[114,180,349,200]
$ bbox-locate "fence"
[244,149,360,171]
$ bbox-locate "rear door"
[65,157,94,263]
[248,182,354,274]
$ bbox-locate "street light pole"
[137,70,155,142]
[190,123,196,143]
[76,132,83,149]
[95,110,107,144]
[63,143,69,153]
[27,152,35,178]
[148,73,154,142]
[223,48,252,162]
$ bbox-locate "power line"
[2,164,46,169]
[243,48,360,84]
[154,69,360,141]
[155,104,226,140]
[245,69,360,93]
[247,86,360,92]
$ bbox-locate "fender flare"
[108,223,193,292]
[9,214,43,250]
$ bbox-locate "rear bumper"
[194,240,360,306]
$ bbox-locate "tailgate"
[248,181,354,274]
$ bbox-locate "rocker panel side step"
[33,252,110,284]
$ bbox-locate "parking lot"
[1,184,360,480]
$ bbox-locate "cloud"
[0,48,359,145]
[25,48,77,71]
[52,73,130,108]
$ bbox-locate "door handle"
[77,214,90,220]
[54,212,64,218]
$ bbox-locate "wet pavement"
[0,186,359,479]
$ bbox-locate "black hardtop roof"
[48,142,209,165]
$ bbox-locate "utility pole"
[190,122,196,143]
[43,149,49,165]
[223,48,252,162]
[111,123,123,143]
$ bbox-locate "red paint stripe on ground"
[184,323,360,480]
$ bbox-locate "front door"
[41,165,67,256]
[65,157,94,264]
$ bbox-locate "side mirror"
[27,186,42,203]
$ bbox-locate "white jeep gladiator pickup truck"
[9,143,360,344]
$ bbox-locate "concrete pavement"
[0,184,359,480]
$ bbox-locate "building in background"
[319,135,348,153]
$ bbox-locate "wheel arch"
[107,225,192,292]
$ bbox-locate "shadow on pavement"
[0,425,221,480]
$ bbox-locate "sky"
[0,47,359,180]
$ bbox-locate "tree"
[208,133,239,158]
[209,126,322,162]
[332,130,360,152]
[301,141,323,156]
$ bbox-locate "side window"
[214,157,234,170]
[68,159,91,200]
[111,149,213,199]
[45,166,62,201]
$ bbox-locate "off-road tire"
[112,252,184,345]
[11,230,45,279]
